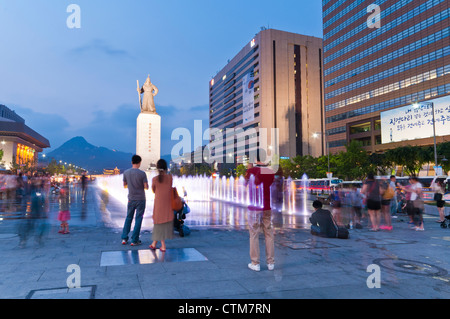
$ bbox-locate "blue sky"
[0,0,323,155]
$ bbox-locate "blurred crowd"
[0,172,52,247]
[0,171,88,247]
[328,175,447,232]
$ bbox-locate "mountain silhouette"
[43,136,134,174]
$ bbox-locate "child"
[58,186,71,234]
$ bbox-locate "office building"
[208,28,323,166]
[323,0,450,154]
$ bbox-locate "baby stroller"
[174,201,191,237]
[440,215,450,229]
[51,182,60,195]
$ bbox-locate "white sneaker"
[267,263,275,271]
[248,263,260,272]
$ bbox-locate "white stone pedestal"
[136,113,161,171]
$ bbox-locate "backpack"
[383,186,395,200]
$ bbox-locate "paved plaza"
[0,183,449,300]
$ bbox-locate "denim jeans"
[121,200,146,243]
[390,197,398,215]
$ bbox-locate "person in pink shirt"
[149,159,174,252]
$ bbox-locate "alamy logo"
[66,264,81,289]
[366,264,381,288]
[367,4,381,29]
[66,4,81,29]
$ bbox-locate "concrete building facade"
[208,28,324,166]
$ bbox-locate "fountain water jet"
[96,171,313,216]
[301,173,309,215]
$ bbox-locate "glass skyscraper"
[323,0,450,153]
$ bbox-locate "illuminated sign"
[380,95,450,144]
[250,39,256,48]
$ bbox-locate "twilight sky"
[0,0,323,156]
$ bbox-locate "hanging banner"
[380,96,450,144]
[242,72,255,125]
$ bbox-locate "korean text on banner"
[242,72,255,125]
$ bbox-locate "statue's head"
[145,75,151,84]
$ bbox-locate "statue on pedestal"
[137,75,159,114]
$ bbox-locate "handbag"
[336,226,349,239]
[434,193,443,202]
[413,198,424,210]
[331,214,349,239]
[383,186,395,200]
[411,184,424,210]
[171,187,183,211]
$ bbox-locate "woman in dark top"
[432,180,446,223]
[361,173,382,231]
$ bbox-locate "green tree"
[219,166,232,177]
[368,152,393,176]
[45,158,66,175]
[334,140,369,180]
[299,155,320,179]
[437,141,450,174]
[385,145,429,176]
[180,164,194,176]
[316,155,332,178]
[235,164,247,177]
[279,158,296,178]
[170,165,181,177]
[286,156,304,179]
[196,163,213,176]
[384,148,403,174]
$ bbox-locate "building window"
[329,140,347,148]
[349,122,371,134]
[374,120,381,131]
[353,137,372,147]
[375,135,382,145]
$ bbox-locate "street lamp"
[413,101,438,174]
